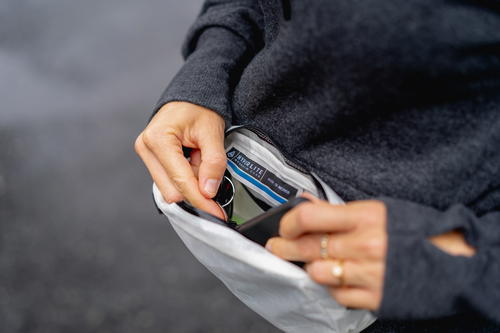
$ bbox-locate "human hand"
[265,197,387,310]
[135,101,227,219]
[265,196,476,311]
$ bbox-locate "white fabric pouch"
[152,126,376,332]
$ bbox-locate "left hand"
[265,196,476,311]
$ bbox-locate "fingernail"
[265,240,273,252]
[204,178,220,195]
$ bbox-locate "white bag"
[152,127,376,333]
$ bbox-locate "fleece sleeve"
[149,0,265,127]
[374,197,500,323]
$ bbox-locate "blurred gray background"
[0,1,278,332]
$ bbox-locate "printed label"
[226,147,298,200]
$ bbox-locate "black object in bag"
[177,196,309,247]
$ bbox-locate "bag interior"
[223,128,323,226]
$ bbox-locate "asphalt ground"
[0,1,278,332]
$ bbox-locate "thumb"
[197,130,227,198]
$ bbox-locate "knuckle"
[165,192,183,203]
[362,237,387,258]
[142,127,161,149]
[348,200,386,227]
[142,126,178,150]
[278,215,292,237]
[296,204,312,232]
[363,201,387,225]
[134,134,146,155]
[204,153,227,167]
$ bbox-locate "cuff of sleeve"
[374,232,476,319]
[373,198,481,319]
[149,27,254,128]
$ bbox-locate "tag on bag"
[152,126,376,333]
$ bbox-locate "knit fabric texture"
[151,0,500,330]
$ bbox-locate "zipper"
[225,125,327,200]
[226,125,308,173]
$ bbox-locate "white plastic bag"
[152,127,376,332]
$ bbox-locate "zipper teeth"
[235,125,310,174]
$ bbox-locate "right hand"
[135,101,227,220]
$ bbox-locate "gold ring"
[331,259,345,287]
[320,234,330,259]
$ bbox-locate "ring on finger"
[320,234,330,259]
[331,259,345,287]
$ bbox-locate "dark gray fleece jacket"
[150,0,500,330]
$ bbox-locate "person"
[135,1,500,331]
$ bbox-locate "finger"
[196,128,227,198]
[306,260,382,289]
[328,232,387,261]
[266,234,324,262]
[279,202,359,239]
[190,149,202,178]
[144,131,226,219]
[266,233,380,262]
[135,133,184,203]
[329,287,380,310]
